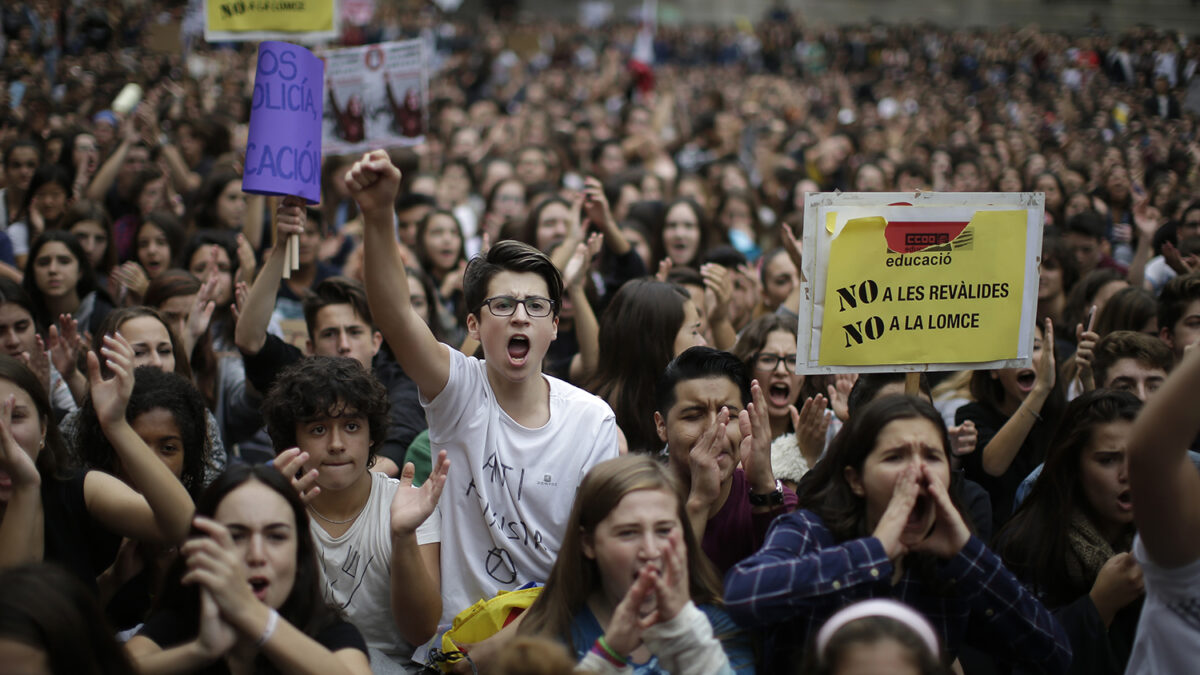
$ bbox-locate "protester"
[0,7,1198,673]
[125,465,373,674]
[518,454,754,673]
[724,396,1071,672]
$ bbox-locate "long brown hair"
[518,455,722,652]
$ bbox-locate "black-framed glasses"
[480,295,555,318]
[754,353,797,371]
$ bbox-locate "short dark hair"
[463,239,563,319]
[1157,272,1200,338]
[847,373,932,417]
[702,245,748,270]
[302,277,374,339]
[261,356,389,463]
[1041,235,1079,298]
[394,190,437,214]
[1065,210,1107,242]
[0,276,38,331]
[1093,330,1174,386]
[1094,286,1156,337]
[0,563,136,675]
[656,346,751,417]
[664,265,704,290]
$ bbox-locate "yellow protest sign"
[798,193,1044,374]
[205,0,337,42]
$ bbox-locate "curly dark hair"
[261,356,389,465]
[74,366,210,495]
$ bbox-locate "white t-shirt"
[311,471,440,670]
[423,345,618,625]
[1126,534,1200,674]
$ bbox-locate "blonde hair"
[518,455,722,652]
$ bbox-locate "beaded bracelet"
[592,636,629,666]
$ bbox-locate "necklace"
[307,501,367,526]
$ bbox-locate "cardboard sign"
[797,192,1044,374]
[204,0,337,43]
[242,41,324,204]
[321,40,427,156]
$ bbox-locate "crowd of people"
[1,1,1200,674]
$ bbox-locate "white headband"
[815,599,940,660]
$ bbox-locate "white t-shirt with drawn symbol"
[422,345,619,625]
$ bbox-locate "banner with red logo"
[797,192,1044,373]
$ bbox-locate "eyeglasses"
[754,353,798,371]
[480,295,555,318]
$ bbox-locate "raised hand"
[196,588,238,659]
[562,242,591,290]
[871,463,921,561]
[184,273,219,358]
[87,333,135,429]
[738,380,775,494]
[1075,307,1099,392]
[16,334,51,396]
[344,150,402,216]
[581,177,613,230]
[275,196,307,240]
[790,394,830,460]
[47,316,82,378]
[1163,241,1197,276]
[948,420,977,456]
[827,373,858,422]
[585,231,604,258]
[655,257,673,282]
[701,263,732,323]
[113,261,150,301]
[780,220,803,271]
[1034,318,1057,394]
[602,566,658,657]
[390,450,449,537]
[230,281,249,326]
[272,448,320,504]
[235,234,257,285]
[648,532,690,623]
[909,463,970,559]
[687,407,729,511]
[0,394,39,490]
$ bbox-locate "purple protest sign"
[243,41,323,204]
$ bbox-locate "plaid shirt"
[724,510,1072,673]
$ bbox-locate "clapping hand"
[87,333,135,429]
[390,451,449,537]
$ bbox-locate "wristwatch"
[748,479,785,507]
